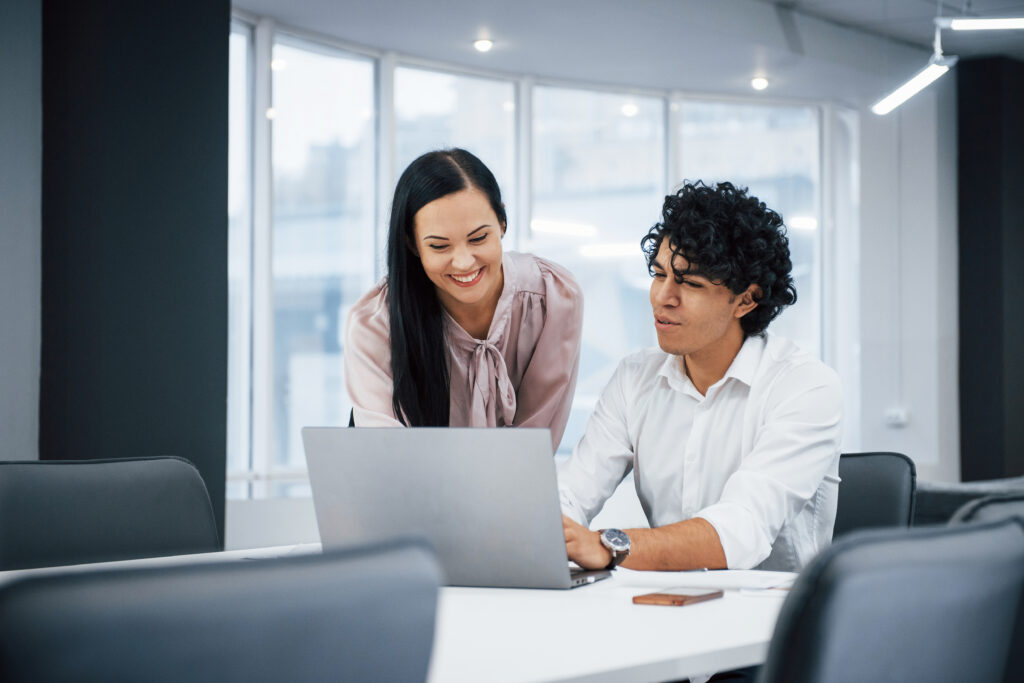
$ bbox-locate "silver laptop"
[302,426,610,589]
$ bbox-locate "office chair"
[0,457,220,570]
[832,452,916,538]
[949,493,1024,683]
[0,538,442,683]
[950,492,1024,525]
[759,519,1024,683]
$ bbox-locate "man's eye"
[683,279,703,289]
[652,272,666,279]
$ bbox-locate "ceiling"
[233,0,1024,107]
[759,0,1024,60]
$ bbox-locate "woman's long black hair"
[386,148,507,426]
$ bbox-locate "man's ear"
[734,284,761,318]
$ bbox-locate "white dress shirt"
[558,332,842,571]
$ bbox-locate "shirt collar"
[655,333,767,398]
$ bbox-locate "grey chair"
[832,451,916,538]
[951,492,1024,525]
[0,537,441,683]
[950,493,1024,683]
[759,519,1024,683]
[915,476,1024,526]
[0,457,220,570]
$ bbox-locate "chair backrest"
[833,451,916,538]
[759,519,1024,683]
[950,492,1024,683]
[951,492,1024,525]
[0,457,220,570]
[0,538,441,683]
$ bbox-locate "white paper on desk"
[613,568,796,591]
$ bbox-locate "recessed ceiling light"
[270,59,287,72]
[473,39,494,53]
[621,103,639,117]
[751,77,769,91]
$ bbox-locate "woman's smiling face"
[413,187,505,314]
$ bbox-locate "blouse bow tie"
[468,339,517,427]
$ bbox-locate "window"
[531,86,665,453]
[262,38,376,496]
[675,100,822,357]
[226,23,252,499]
[227,15,833,497]
[394,66,516,217]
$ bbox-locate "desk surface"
[0,546,790,683]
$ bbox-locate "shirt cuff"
[696,502,773,569]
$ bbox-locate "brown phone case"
[632,589,724,606]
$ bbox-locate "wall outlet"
[884,407,910,428]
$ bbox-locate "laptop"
[302,426,610,589]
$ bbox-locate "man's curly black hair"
[641,180,797,337]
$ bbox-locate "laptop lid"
[302,427,608,589]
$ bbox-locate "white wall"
[857,75,960,483]
[0,0,41,462]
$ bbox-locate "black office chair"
[832,451,916,538]
[0,457,220,570]
[0,538,441,683]
[949,493,1024,682]
[759,519,1024,683]
[950,492,1024,525]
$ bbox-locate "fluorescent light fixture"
[936,16,1024,30]
[787,215,818,231]
[530,219,597,237]
[473,39,493,52]
[579,243,638,259]
[871,56,957,115]
[750,77,769,91]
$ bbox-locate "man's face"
[648,240,754,358]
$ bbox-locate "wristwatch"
[598,528,631,569]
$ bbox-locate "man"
[560,181,842,573]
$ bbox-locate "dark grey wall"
[0,0,42,461]
[40,0,230,537]
[958,56,1024,480]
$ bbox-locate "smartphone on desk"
[632,588,724,606]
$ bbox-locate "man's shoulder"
[756,333,841,394]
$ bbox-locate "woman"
[344,148,582,449]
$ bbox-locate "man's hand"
[562,515,612,569]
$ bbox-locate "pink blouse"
[344,251,583,449]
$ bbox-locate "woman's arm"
[343,285,405,427]
[513,257,583,449]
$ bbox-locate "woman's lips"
[448,267,485,287]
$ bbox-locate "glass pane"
[227,25,252,497]
[394,66,516,223]
[532,86,665,454]
[676,101,821,357]
[271,40,376,472]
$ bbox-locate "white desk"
[0,547,790,683]
[428,568,790,683]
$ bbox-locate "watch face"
[602,529,630,552]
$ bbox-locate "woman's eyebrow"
[422,224,491,241]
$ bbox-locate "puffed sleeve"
[512,256,583,450]
[343,282,405,427]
